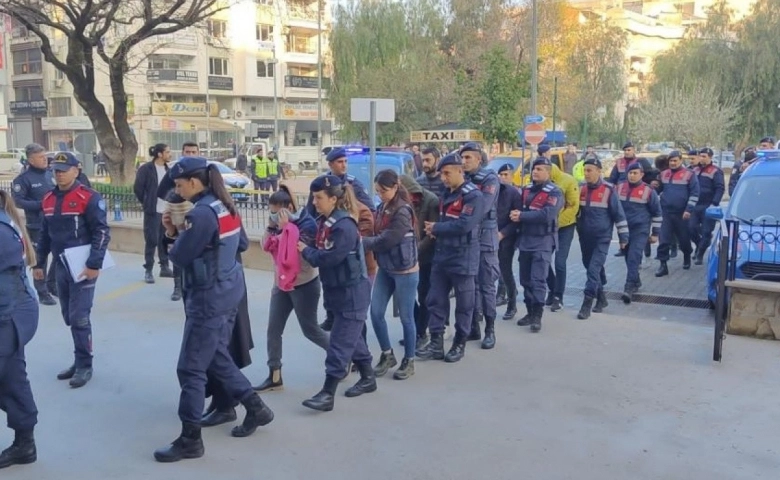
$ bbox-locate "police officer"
[495,163,523,320]
[11,143,57,305]
[267,151,280,192]
[417,147,447,198]
[511,157,563,332]
[655,150,699,277]
[299,175,375,412]
[608,142,653,184]
[417,153,482,363]
[576,157,628,320]
[0,191,39,470]
[155,157,273,462]
[690,147,725,265]
[251,147,269,204]
[306,147,375,216]
[617,163,662,303]
[34,152,111,388]
[461,142,500,349]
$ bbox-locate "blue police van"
[705,149,780,305]
[346,148,418,206]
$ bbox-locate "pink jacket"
[263,223,301,291]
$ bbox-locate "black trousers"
[142,212,169,270]
[497,237,517,301]
[658,211,692,261]
[413,262,433,337]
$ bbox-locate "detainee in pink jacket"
[254,186,329,392]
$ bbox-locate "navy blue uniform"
[37,182,110,369]
[305,173,375,216]
[0,212,39,435]
[12,166,56,295]
[657,167,699,261]
[426,182,482,341]
[577,180,629,298]
[467,167,500,322]
[416,172,446,199]
[302,210,373,378]
[618,181,662,290]
[515,181,563,308]
[166,193,255,424]
[497,183,523,305]
[690,163,725,256]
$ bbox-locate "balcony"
[287,4,323,29]
[284,37,318,64]
[151,32,199,56]
[285,75,329,89]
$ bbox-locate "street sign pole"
[369,101,377,197]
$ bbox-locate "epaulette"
[461,183,477,193]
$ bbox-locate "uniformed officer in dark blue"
[511,157,563,332]
[12,143,57,305]
[576,157,629,320]
[0,191,40,470]
[417,147,447,198]
[305,147,375,216]
[155,157,273,462]
[460,142,500,349]
[495,163,523,320]
[298,175,375,412]
[655,150,700,277]
[417,153,482,363]
[34,152,110,388]
[689,147,725,265]
[617,163,662,304]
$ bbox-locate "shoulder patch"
[542,184,554,192]
[97,199,106,211]
[12,182,21,193]
[345,174,355,182]
[462,183,476,193]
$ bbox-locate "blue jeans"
[370,269,419,359]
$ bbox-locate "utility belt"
[438,231,474,248]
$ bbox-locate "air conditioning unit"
[234,110,244,119]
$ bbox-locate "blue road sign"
[524,115,545,125]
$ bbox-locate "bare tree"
[0,0,229,184]
[632,81,741,148]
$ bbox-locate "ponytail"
[338,184,360,220]
[206,164,238,217]
[0,190,37,267]
[149,143,167,159]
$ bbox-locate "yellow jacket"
[516,164,580,228]
[572,160,585,183]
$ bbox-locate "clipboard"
[60,245,116,283]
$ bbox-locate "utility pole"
[531,0,538,116]
[272,45,279,152]
[316,0,323,154]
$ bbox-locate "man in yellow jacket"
[515,163,579,311]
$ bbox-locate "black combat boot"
[69,368,93,388]
[56,364,75,380]
[373,350,398,377]
[577,297,594,320]
[503,300,517,320]
[253,368,283,392]
[0,429,36,469]
[231,393,275,437]
[550,296,563,312]
[530,305,543,333]
[171,276,182,301]
[683,253,692,270]
[144,268,155,284]
[415,333,429,351]
[345,362,377,398]
[466,312,482,341]
[201,404,237,428]
[670,245,678,258]
[159,264,174,278]
[694,252,704,266]
[592,291,608,313]
[516,305,534,326]
[621,285,636,304]
[302,375,339,412]
[614,249,625,257]
[38,292,56,306]
[154,422,204,463]
[545,291,555,306]
[655,261,669,277]
[416,333,444,360]
[481,317,496,350]
[444,340,466,363]
[496,283,507,307]
[393,358,415,380]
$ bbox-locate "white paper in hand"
[60,245,116,283]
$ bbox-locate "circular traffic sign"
[524,123,546,145]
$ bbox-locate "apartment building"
[1,0,333,164]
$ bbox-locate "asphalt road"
[2,252,778,480]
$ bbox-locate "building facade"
[1,0,333,166]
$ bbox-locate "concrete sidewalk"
[3,252,778,480]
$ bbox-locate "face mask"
[269,212,279,224]
[287,210,301,221]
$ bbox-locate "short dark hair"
[182,141,198,151]
[421,147,440,159]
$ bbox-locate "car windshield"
[211,162,234,174]
[730,176,780,224]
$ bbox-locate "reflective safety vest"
[268,159,279,177]
[254,156,268,179]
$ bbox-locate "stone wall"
[728,288,780,339]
